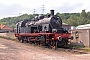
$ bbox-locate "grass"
[80,47,90,52]
[68,44,85,49]
[0,36,16,41]
[67,44,90,52]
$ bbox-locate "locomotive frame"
[14,10,73,49]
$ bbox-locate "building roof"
[62,23,68,25]
[0,24,13,31]
[76,24,90,29]
[0,24,5,29]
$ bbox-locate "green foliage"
[56,9,90,26]
[67,15,80,26]
[80,10,87,18]
[0,9,90,27]
[0,14,38,28]
[0,22,7,25]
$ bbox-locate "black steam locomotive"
[15,10,73,49]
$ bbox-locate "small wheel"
[21,37,24,43]
[40,35,46,45]
[17,37,21,41]
[21,39,24,43]
[57,40,65,47]
[55,40,58,50]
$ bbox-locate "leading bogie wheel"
[55,40,58,50]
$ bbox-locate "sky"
[0,0,90,19]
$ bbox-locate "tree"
[0,22,7,25]
[80,9,87,18]
[67,15,80,26]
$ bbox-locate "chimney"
[50,10,54,16]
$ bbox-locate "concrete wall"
[71,29,90,47]
[0,32,16,39]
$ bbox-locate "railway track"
[57,47,88,54]
[0,36,88,55]
[16,39,88,54]
[43,46,88,54]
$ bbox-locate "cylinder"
[50,10,54,16]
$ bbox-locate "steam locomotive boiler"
[14,10,73,49]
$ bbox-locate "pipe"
[50,10,54,16]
